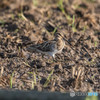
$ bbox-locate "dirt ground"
[0,0,100,92]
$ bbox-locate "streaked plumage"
[27,33,65,58]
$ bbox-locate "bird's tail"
[27,46,47,55]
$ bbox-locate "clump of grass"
[0,20,5,24]
[85,95,98,100]
[23,61,31,67]
[10,71,14,88]
[58,0,65,14]
[33,72,36,85]
[94,41,98,47]
[31,80,34,89]
[14,29,19,33]
[28,71,37,89]
[11,14,15,20]
[58,0,72,23]
[52,25,63,36]
[0,20,5,27]
[82,25,87,32]
[43,69,54,87]
[18,0,28,21]
[71,15,77,32]
[32,0,38,6]
[52,27,57,35]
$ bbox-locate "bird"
[27,32,65,58]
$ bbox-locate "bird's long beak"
[62,35,72,46]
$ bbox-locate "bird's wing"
[35,40,56,52]
[27,40,56,53]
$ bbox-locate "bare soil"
[0,0,100,92]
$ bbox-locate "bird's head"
[55,32,65,41]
